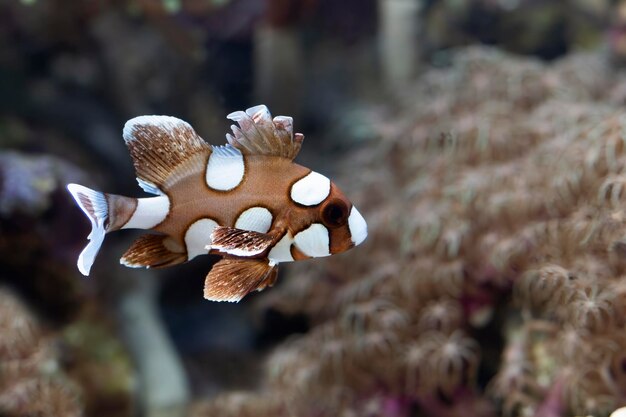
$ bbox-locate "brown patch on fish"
[329,226,354,255]
[105,194,138,231]
[290,244,310,261]
[76,193,95,219]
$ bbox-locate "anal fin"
[204,258,278,302]
[121,234,187,269]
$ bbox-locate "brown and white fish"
[67,105,367,302]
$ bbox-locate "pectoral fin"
[204,258,278,302]
[208,226,282,258]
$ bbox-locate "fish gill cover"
[191,47,626,416]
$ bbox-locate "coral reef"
[0,285,135,417]
[0,287,83,417]
[193,46,626,416]
[0,149,136,417]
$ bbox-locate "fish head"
[319,182,368,253]
[289,172,367,259]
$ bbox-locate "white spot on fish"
[290,171,331,206]
[294,223,330,258]
[122,196,170,229]
[185,218,219,260]
[268,231,294,263]
[235,207,273,233]
[205,145,245,191]
[348,206,367,246]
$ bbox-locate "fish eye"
[321,199,349,228]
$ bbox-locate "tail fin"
[67,183,108,276]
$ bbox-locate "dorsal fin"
[225,105,304,161]
[123,116,211,189]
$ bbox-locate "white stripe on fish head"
[205,145,245,191]
[348,206,367,246]
[293,223,330,258]
[122,196,170,229]
[290,171,331,206]
[185,218,219,260]
[235,207,273,233]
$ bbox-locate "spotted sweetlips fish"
[67,105,367,302]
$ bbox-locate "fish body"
[67,105,367,302]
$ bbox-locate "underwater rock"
[110,260,190,417]
[379,0,422,92]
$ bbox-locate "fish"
[67,105,367,302]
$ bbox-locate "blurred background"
[4,0,626,416]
